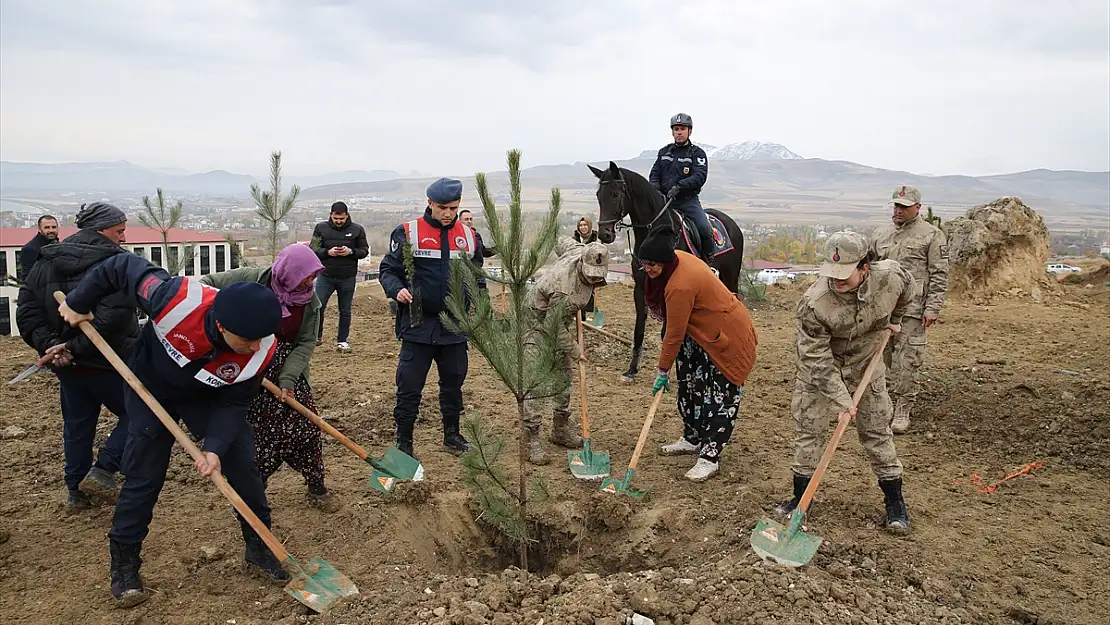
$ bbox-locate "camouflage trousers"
[884,316,927,421]
[522,342,575,430]
[790,372,903,480]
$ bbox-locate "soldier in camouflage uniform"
[775,231,916,534]
[871,185,949,434]
[521,238,611,464]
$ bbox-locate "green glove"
[652,372,670,395]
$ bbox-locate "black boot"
[774,473,811,517]
[879,477,910,535]
[67,489,92,511]
[241,521,291,582]
[109,539,148,607]
[442,420,470,456]
[396,420,417,459]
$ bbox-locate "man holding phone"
[310,201,369,351]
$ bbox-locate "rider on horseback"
[649,113,713,264]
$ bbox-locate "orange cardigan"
[657,251,758,386]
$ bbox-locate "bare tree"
[140,188,195,275]
[251,151,299,264]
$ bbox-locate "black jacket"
[19,232,54,279]
[16,229,139,370]
[64,254,263,458]
[649,141,709,200]
[379,211,484,345]
[310,219,370,279]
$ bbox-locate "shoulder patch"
[939,245,949,259]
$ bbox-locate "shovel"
[260,378,424,494]
[586,309,606,329]
[750,329,893,568]
[599,389,665,497]
[8,353,52,384]
[53,291,359,613]
[567,311,610,480]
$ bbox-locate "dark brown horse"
[588,161,745,382]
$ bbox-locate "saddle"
[670,210,734,260]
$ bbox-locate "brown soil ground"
[1,279,1108,625]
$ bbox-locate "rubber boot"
[109,539,148,608]
[774,473,811,517]
[442,417,470,455]
[549,412,583,449]
[880,477,910,535]
[396,420,417,460]
[527,426,548,466]
[80,464,119,502]
[67,489,92,511]
[241,520,291,581]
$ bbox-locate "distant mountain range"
[636,141,803,161]
[0,160,426,195]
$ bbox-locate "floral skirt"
[675,336,744,462]
[247,341,326,491]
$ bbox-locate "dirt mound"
[1061,262,1110,287]
[944,197,1055,302]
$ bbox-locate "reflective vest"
[402,218,477,260]
[151,278,277,388]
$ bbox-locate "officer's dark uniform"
[16,218,138,507]
[64,253,288,606]
[379,178,483,457]
[649,113,712,261]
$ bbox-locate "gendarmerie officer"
[379,178,484,458]
[648,112,713,264]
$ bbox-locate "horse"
[587,161,746,382]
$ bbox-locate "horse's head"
[587,161,626,244]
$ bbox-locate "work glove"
[666,187,680,200]
[652,371,670,395]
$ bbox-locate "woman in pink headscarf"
[200,243,338,511]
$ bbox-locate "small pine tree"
[251,151,299,264]
[441,149,568,572]
[925,206,942,228]
[140,188,196,275]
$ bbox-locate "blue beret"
[213,282,281,340]
[426,177,463,204]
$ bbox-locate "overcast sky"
[2,0,1108,178]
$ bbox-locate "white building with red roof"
[0,226,244,336]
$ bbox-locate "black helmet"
[670,113,693,129]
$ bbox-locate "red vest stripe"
[150,278,276,388]
[402,219,477,260]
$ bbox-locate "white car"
[1046,263,1081,274]
[756,268,797,285]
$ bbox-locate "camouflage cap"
[819,231,869,280]
[892,185,921,207]
[580,241,610,281]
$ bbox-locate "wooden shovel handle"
[53,291,292,563]
[576,311,591,439]
[628,390,665,471]
[582,322,633,346]
[796,329,893,514]
[260,378,370,461]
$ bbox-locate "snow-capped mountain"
[635,141,802,161]
[707,141,803,161]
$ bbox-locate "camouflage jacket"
[795,260,916,411]
[527,237,597,359]
[871,215,948,319]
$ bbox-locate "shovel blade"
[282,555,360,613]
[568,439,611,480]
[598,468,646,497]
[8,364,46,385]
[749,515,823,568]
[367,447,425,494]
[587,310,605,328]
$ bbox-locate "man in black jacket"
[648,113,713,264]
[16,203,136,510]
[310,201,369,351]
[19,214,60,278]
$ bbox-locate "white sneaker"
[685,458,719,482]
[661,438,699,456]
[336,342,351,352]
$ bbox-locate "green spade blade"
[367,447,424,494]
[598,467,646,497]
[568,438,610,480]
[587,309,605,328]
[749,509,823,568]
[282,555,360,613]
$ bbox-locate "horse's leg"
[622,274,648,383]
